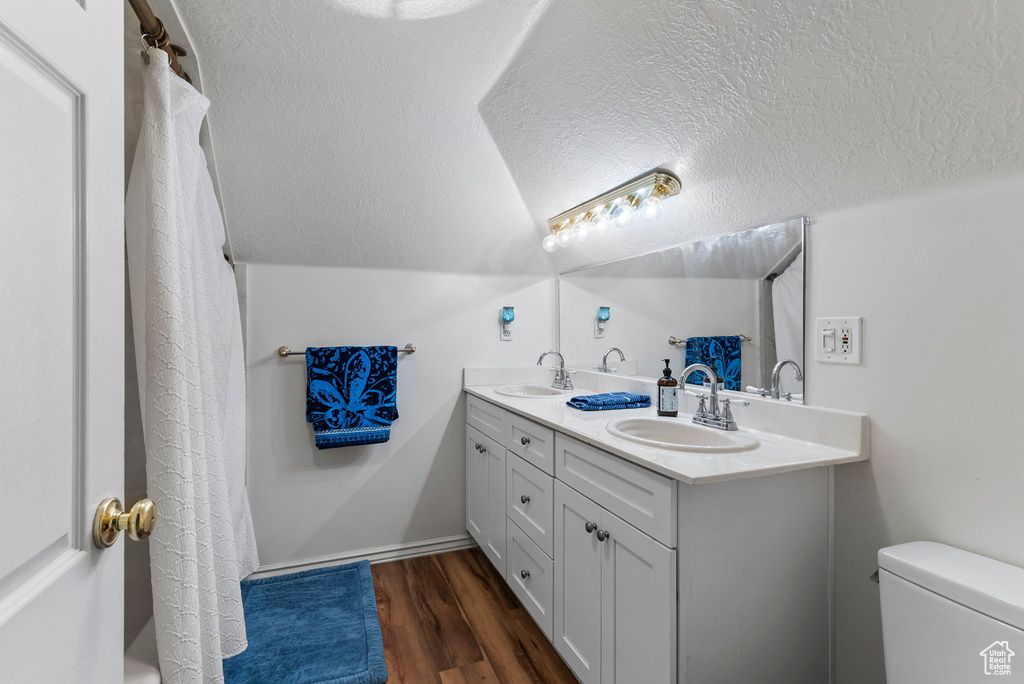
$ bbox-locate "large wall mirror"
[558,216,806,402]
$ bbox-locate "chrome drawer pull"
[521,569,530,579]
[584,521,597,534]
[521,494,530,504]
[596,529,610,542]
[520,436,531,446]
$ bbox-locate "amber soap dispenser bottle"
[657,359,679,417]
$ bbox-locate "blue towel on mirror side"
[685,336,741,391]
[566,392,651,411]
[306,346,398,449]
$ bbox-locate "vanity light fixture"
[500,306,515,341]
[542,169,682,252]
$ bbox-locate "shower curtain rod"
[127,0,191,82]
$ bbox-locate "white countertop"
[464,368,869,485]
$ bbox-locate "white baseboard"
[247,533,477,580]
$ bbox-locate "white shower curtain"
[772,252,805,398]
[126,48,260,684]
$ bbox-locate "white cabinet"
[507,518,555,640]
[507,452,554,557]
[485,440,506,576]
[466,392,828,684]
[508,413,555,475]
[554,481,604,684]
[466,427,488,543]
[466,425,506,578]
[600,501,676,684]
[554,481,676,684]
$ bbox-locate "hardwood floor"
[371,548,578,684]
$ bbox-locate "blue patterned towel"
[306,347,398,449]
[685,336,741,391]
[566,392,651,411]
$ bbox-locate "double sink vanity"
[462,365,868,684]
[461,216,869,682]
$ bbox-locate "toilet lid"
[879,542,1024,630]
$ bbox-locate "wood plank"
[372,549,576,684]
[372,555,484,676]
[439,660,500,684]
[435,549,578,684]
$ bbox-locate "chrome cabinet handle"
[521,569,530,579]
[596,529,610,542]
[584,521,597,534]
[520,494,530,504]
[520,436,530,446]
[474,443,482,452]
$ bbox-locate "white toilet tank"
[879,542,1024,683]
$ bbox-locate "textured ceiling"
[481,0,1024,272]
[171,0,551,273]
[172,0,1024,274]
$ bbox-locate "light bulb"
[639,195,662,220]
[612,204,634,227]
[556,230,572,247]
[593,212,611,232]
[575,223,590,241]
[542,234,558,252]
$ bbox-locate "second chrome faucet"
[596,347,625,373]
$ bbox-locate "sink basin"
[495,384,569,398]
[606,417,759,453]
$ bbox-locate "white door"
[554,481,603,684]
[599,508,676,684]
[0,0,124,680]
[484,443,506,577]
[466,429,487,544]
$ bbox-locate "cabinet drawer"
[508,414,555,475]
[506,452,554,558]
[507,518,554,641]
[555,434,677,547]
[467,394,506,445]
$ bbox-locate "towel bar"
[668,335,751,347]
[278,343,416,357]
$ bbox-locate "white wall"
[806,175,1024,683]
[559,276,760,382]
[244,265,554,568]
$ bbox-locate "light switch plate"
[815,317,862,364]
[594,319,606,339]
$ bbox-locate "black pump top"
[662,359,673,378]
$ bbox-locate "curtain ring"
[141,33,158,49]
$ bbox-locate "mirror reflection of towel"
[305,346,398,448]
[685,336,741,391]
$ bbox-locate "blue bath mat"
[224,561,388,684]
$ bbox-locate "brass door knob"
[93,497,157,548]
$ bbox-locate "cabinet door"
[554,481,604,684]
[599,509,676,684]
[483,443,507,578]
[466,428,488,546]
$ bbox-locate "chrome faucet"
[682,363,748,431]
[596,347,625,373]
[770,359,804,400]
[537,350,574,391]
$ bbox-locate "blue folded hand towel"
[566,392,651,411]
[685,336,741,391]
[306,346,398,449]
